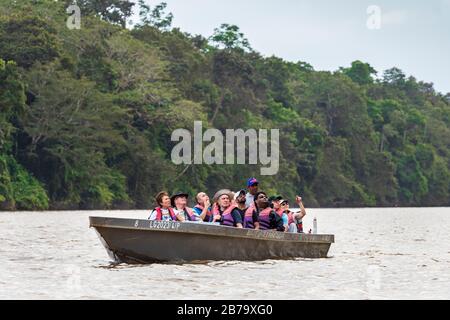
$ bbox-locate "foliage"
[340,60,377,86]
[0,13,60,68]
[0,155,49,210]
[65,0,135,27]
[137,1,173,30]
[0,2,449,210]
[209,24,252,52]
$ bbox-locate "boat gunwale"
[89,216,335,244]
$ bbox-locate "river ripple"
[1,208,449,299]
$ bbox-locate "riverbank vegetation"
[1,0,449,210]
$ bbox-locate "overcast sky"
[131,0,450,94]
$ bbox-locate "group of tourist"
[148,178,307,233]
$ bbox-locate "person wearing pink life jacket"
[170,192,197,222]
[193,192,213,222]
[211,189,243,228]
[237,189,258,229]
[254,192,285,232]
[269,196,289,232]
[243,204,260,230]
[233,189,248,220]
[235,189,260,230]
[283,196,307,233]
[148,191,177,221]
[268,195,288,231]
[268,195,283,215]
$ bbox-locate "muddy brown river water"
[1,208,449,299]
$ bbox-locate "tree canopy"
[1,1,450,210]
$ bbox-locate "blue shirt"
[193,206,212,222]
[281,213,289,226]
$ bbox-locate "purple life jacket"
[244,207,256,229]
[258,207,273,230]
[212,204,237,227]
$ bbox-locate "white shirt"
[173,208,184,216]
[148,208,172,221]
[174,207,200,222]
[245,192,254,207]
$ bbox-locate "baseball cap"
[247,178,259,187]
[268,195,283,202]
[234,189,246,200]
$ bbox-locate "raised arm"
[295,196,306,219]
[198,199,211,221]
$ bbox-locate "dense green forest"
[1,0,450,210]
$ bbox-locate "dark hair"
[155,191,170,207]
[253,191,268,211]
[254,192,267,203]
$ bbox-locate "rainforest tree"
[0,1,449,209]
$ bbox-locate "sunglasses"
[257,195,268,199]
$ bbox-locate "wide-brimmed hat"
[170,192,189,207]
[213,189,235,203]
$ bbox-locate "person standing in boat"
[193,192,212,222]
[211,189,243,228]
[245,177,259,207]
[254,192,285,232]
[148,191,177,221]
[171,192,197,222]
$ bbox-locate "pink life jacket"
[287,211,303,233]
[155,207,177,221]
[244,206,256,229]
[212,203,238,227]
[183,207,196,221]
[287,211,294,225]
[276,208,284,217]
[258,207,274,230]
